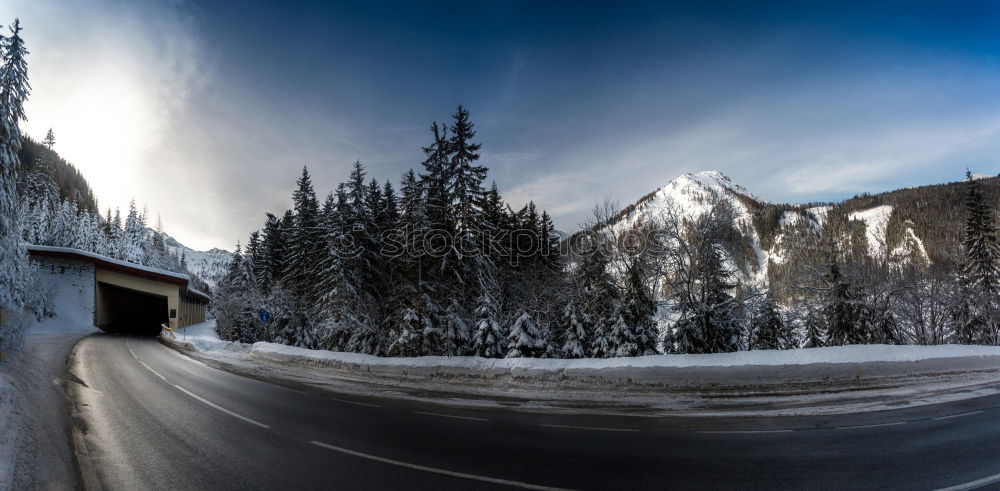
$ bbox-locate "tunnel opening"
[96,282,169,336]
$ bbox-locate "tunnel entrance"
[96,282,169,336]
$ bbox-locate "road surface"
[70,333,1000,490]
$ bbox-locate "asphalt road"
[70,333,1000,490]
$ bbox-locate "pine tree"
[448,105,486,238]
[560,301,587,358]
[0,18,33,317]
[472,280,505,358]
[960,170,1000,295]
[750,295,790,350]
[823,240,865,346]
[42,127,54,149]
[122,199,146,264]
[286,166,321,294]
[612,262,659,356]
[802,308,825,348]
[257,212,286,292]
[575,239,618,358]
[668,211,743,354]
[507,310,544,358]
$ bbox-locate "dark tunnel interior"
[97,282,168,336]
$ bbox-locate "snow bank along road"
[71,334,1000,490]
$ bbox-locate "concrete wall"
[32,256,96,328]
[27,252,207,333]
[95,268,180,331]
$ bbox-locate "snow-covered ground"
[165,323,1000,416]
[0,265,98,489]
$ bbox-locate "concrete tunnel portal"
[24,246,210,337]
[96,282,169,336]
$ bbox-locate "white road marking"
[414,411,489,422]
[330,397,381,408]
[310,440,570,490]
[834,421,907,430]
[138,361,168,382]
[171,384,271,429]
[936,471,1000,491]
[162,345,209,366]
[541,424,638,432]
[933,411,984,421]
[129,338,270,429]
[698,429,794,434]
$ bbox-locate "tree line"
[212,101,1000,358]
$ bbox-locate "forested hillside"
[17,132,97,212]
[213,103,1000,359]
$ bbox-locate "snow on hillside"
[610,171,937,281]
[849,205,893,257]
[609,170,814,283]
[163,234,230,289]
[847,205,930,264]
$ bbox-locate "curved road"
[70,333,1000,490]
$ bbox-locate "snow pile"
[249,342,1000,370]
[238,342,1000,391]
[167,320,247,354]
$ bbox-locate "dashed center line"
[311,440,569,490]
[834,421,907,430]
[936,471,1000,491]
[171,384,271,429]
[414,411,489,422]
[128,338,271,429]
[330,397,381,408]
[541,424,638,432]
[933,411,983,421]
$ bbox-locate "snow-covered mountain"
[163,234,231,289]
[607,170,933,285]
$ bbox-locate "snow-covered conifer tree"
[506,310,544,358]
[472,286,505,358]
[0,19,35,328]
[559,301,587,358]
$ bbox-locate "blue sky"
[3,0,1000,250]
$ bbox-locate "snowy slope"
[607,171,935,284]
[847,205,930,264]
[608,171,823,283]
[849,205,893,257]
[163,234,230,289]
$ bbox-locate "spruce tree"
[960,170,1000,294]
[823,239,865,346]
[954,170,1000,344]
[613,262,659,356]
[560,301,588,358]
[472,287,505,358]
[286,166,321,294]
[507,310,544,358]
[750,295,788,350]
[0,18,33,316]
[447,105,486,238]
